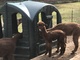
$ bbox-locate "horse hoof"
[57,54,62,57]
[56,50,59,53]
[70,52,76,55]
[59,53,63,56]
[48,55,51,57]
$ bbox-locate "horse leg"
[56,40,60,53]
[59,37,66,56]
[7,54,15,60]
[45,45,48,55]
[71,35,79,55]
[3,55,8,60]
[48,44,52,57]
[59,43,66,55]
[47,42,52,57]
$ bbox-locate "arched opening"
[0,14,3,38]
[52,11,57,26]
[11,13,23,34]
[17,13,23,33]
[38,12,45,43]
[38,12,47,22]
[38,12,42,22]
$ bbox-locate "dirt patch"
[31,36,80,60]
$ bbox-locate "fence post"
[71,9,73,22]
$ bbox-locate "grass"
[55,2,80,9]
[52,2,80,24]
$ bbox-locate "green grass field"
[53,2,80,24]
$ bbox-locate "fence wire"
[60,9,80,23]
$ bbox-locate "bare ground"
[31,36,80,60]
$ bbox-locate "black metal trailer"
[0,1,62,60]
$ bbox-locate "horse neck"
[41,26,48,37]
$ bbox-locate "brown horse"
[47,22,80,54]
[37,21,66,57]
[0,32,23,60]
